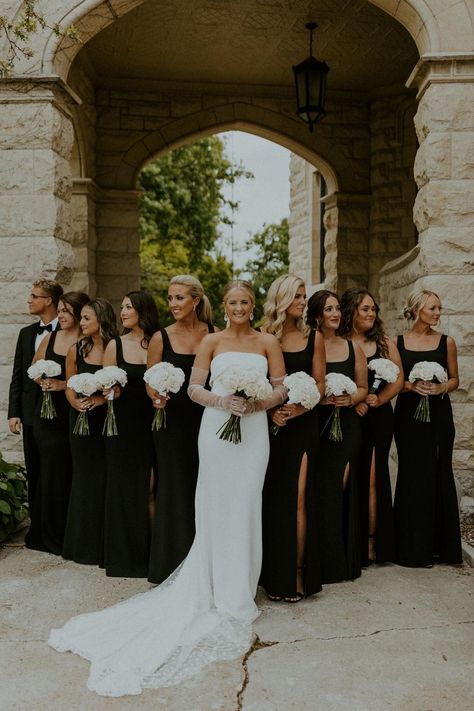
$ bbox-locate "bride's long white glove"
[188,367,247,415]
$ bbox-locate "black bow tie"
[37,323,53,334]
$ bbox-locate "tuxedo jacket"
[8,322,57,427]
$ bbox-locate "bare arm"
[146,331,166,406]
[65,345,81,410]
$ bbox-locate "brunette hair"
[78,297,118,357]
[403,289,441,321]
[123,290,160,347]
[339,288,388,358]
[222,280,256,306]
[306,289,339,331]
[169,275,213,325]
[32,279,63,307]
[60,291,90,324]
[261,274,309,340]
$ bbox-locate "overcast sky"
[218,131,291,273]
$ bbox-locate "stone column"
[95,189,142,312]
[325,193,371,294]
[0,79,76,456]
[379,57,474,498]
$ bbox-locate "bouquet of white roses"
[271,371,320,435]
[368,358,400,393]
[217,365,273,444]
[408,361,447,422]
[143,362,185,430]
[27,359,62,420]
[324,372,358,442]
[67,372,100,435]
[94,366,128,436]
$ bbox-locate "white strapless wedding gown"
[48,352,270,696]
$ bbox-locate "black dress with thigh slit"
[148,326,213,584]
[317,340,362,583]
[101,337,155,577]
[357,350,395,566]
[62,351,106,565]
[260,329,322,598]
[393,335,462,567]
[26,331,72,554]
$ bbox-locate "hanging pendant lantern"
[293,22,329,131]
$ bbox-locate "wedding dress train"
[48,352,270,696]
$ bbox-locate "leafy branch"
[0,0,79,77]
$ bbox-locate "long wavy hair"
[339,288,388,357]
[403,289,440,322]
[306,289,339,331]
[169,274,213,325]
[261,274,309,341]
[60,291,90,325]
[78,298,118,357]
[122,290,160,347]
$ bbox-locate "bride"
[48,280,286,697]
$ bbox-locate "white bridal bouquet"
[27,359,62,420]
[408,360,448,423]
[368,358,400,393]
[94,366,128,436]
[143,362,185,430]
[217,365,273,444]
[67,372,100,435]
[324,372,358,442]
[271,371,320,435]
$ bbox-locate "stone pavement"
[1,541,473,711]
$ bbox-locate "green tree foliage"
[139,136,250,325]
[0,452,28,542]
[0,1,79,77]
[243,218,290,321]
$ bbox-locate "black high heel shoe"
[284,566,305,603]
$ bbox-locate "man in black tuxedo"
[8,279,63,508]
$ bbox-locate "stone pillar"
[0,79,76,455]
[95,189,142,312]
[379,57,474,498]
[328,193,371,294]
[70,179,99,297]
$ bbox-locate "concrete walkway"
[1,540,473,711]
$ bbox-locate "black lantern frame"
[293,22,329,132]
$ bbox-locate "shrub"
[0,451,28,542]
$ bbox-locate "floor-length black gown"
[26,331,72,554]
[148,326,213,584]
[357,350,395,566]
[62,350,106,565]
[260,330,322,598]
[317,340,362,583]
[101,337,155,577]
[394,334,462,567]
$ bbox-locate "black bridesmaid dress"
[101,338,155,577]
[62,350,106,565]
[357,350,395,566]
[260,330,322,598]
[394,334,462,567]
[26,332,72,554]
[317,340,362,583]
[148,326,213,584]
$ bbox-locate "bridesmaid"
[62,298,118,565]
[339,288,403,567]
[260,274,325,602]
[147,275,215,584]
[306,290,367,583]
[26,291,89,554]
[393,289,462,567]
[101,291,160,577]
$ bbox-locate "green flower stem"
[40,390,57,420]
[151,407,167,431]
[103,400,118,436]
[328,406,343,442]
[414,395,430,422]
[73,410,90,436]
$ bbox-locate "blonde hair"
[262,274,309,341]
[222,280,256,306]
[169,274,212,324]
[403,289,441,321]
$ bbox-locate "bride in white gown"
[48,280,286,697]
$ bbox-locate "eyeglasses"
[29,294,49,300]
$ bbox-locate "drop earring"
[250,312,254,321]
[224,313,229,323]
